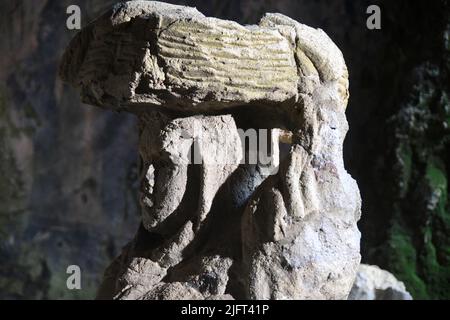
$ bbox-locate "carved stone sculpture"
[60,1,361,300]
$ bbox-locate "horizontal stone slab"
[60,1,348,113]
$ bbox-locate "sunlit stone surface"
[60,1,361,300]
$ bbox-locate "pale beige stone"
[349,264,413,300]
[60,1,361,300]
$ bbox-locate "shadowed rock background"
[0,0,449,299]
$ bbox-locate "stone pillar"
[60,1,361,300]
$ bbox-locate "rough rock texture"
[349,264,413,300]
[0,0,140,299]
[61,1,361,300]
[345,1,450,300]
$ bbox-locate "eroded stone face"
[61,1,361,300]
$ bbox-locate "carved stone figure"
[60,1,361,300]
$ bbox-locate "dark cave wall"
[0,0,140,299]
[0,0,449,299]
[352,1,450,299]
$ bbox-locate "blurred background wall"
[0,0,449,299]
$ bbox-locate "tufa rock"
[61,1,361,300]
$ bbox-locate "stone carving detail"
[60,1,361,300]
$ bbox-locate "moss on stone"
[387,220,428,299]
[420,158,450,299]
